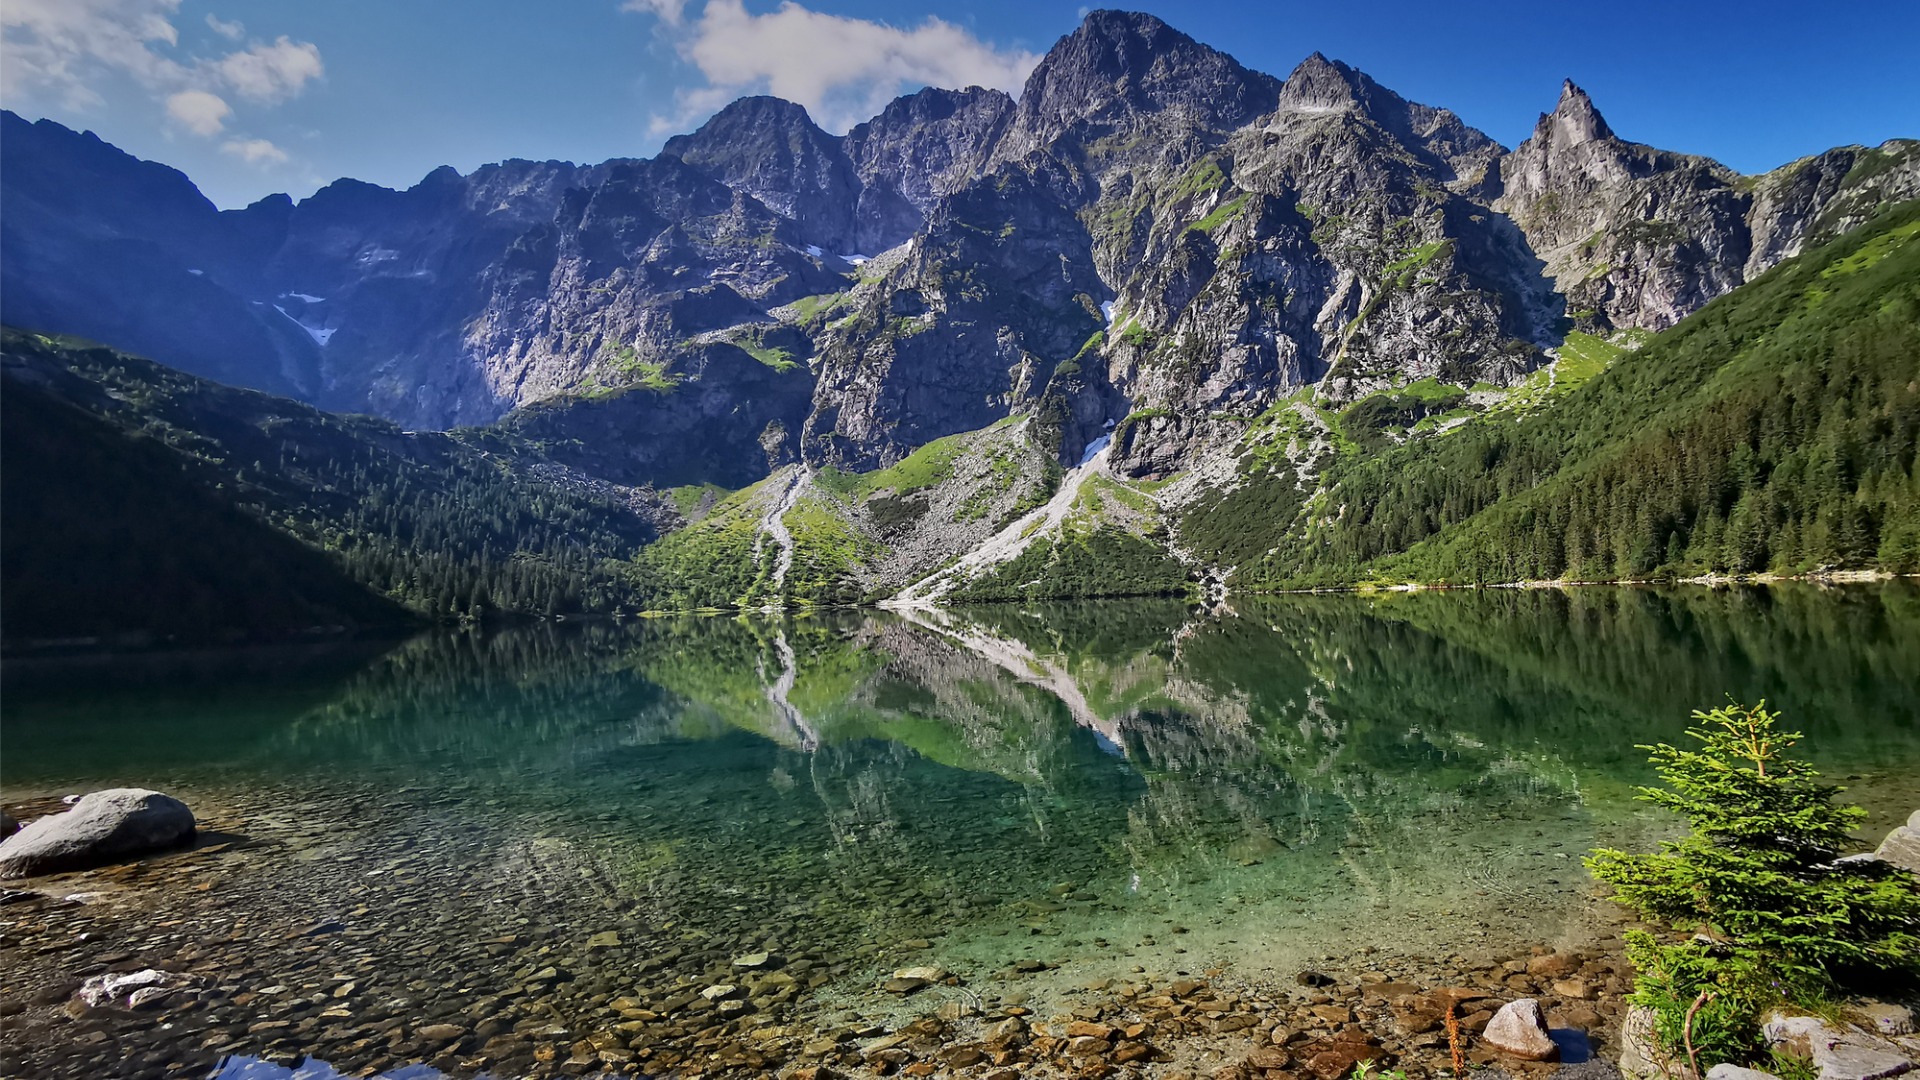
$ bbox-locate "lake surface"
[4,584,1920,1078]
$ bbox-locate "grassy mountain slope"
[1218,202,1920,588]
[1,331,664,642]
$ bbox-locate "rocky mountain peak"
[844,86,1014,248]
[661,95,844,173]
[1022,8,1207,100]
[858,85,1007,130]
[997,8,1281,159]
[1541,79,1615,148]
[1277,51,1366,113]
[662,94,858,247]
[1069,9,1181,49]
[668,94,826,140]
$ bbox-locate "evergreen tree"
[1586,701,1920,1069]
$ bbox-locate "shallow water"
[4,584,1920,1076]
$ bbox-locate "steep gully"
[886,438,1117,607]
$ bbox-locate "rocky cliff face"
[803,159,1113,470]
[845,86,1015,253]
[662,97,862,252]
[3,10,1915,492]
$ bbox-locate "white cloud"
[205,13,245,41]
[1,0,188,109]
[213,36,323,103]
[1,0,322,137]
[221,137,288,166]
[638,0,1039,135]
[165,88,230,135]
[620,0,687,26]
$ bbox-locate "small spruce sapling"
[1587,700,1920,981]
[1586,701,1920,1069]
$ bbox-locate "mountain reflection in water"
[7,584,1920,1006]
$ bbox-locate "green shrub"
[1618,929,1797,1072]
[1588,700,1920,1068]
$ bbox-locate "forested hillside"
[1228,202,1920,588]
[1,332,665,646]
[1,370,413,646]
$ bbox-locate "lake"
[3,584,1918,1079]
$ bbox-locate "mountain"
[2,9,1916,615]
[8,11,1913,479]
[636,201,1920,607]
[1236,199,1920,588]
[0,345,414,648]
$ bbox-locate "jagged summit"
[995,7,1282,157]
[1073,9,1177,37]
[664,95,829,153]
[1277,51,1367,113]
[661,94,858,245]
[1541,79,1615,147]
[1021,7,1225,102]
[843,85,1013,241]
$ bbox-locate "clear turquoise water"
[5,584,1920,1013]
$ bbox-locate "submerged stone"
[76,969,194,1010]
[892,965,948,983]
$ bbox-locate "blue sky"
[4,0,1916,209]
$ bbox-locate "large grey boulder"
[1873,810,1920,874]
[1619,1005,1690,1080]
[0,789,195,878]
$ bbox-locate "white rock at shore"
[0,789,195,878]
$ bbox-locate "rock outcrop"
[845,86,1015,253]
[1497,82,1920,333]
[1764,1011,1918,1080]
[0,789,195,878]
[663,97,861,252]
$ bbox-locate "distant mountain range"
[3,10,1916,642]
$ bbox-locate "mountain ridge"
[3,8,1917,625]
[5,11,1912,474]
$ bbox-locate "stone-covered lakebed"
[3,584,1919,1079]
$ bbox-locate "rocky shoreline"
[1,782,1913,1080]
[0,781,1637,1080]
